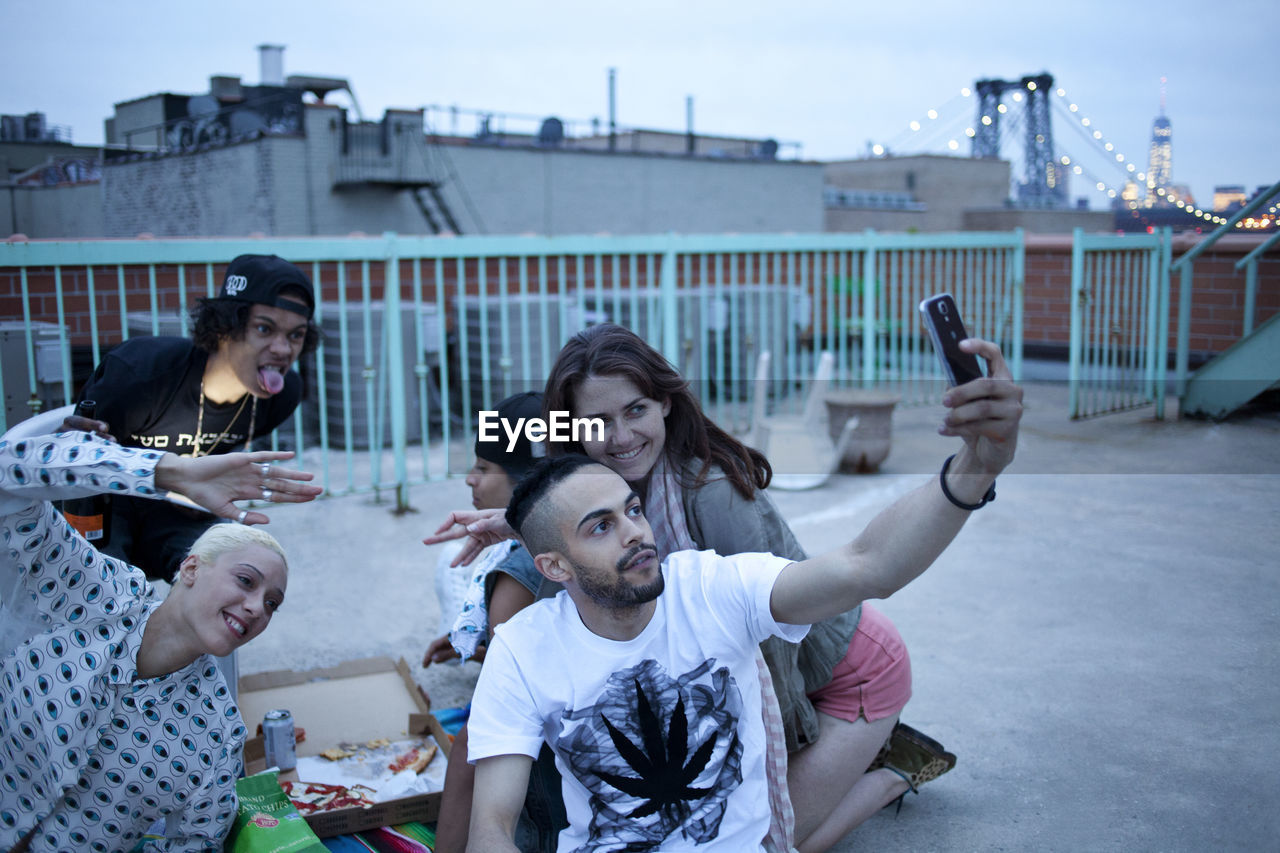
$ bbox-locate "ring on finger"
[261,488,273,501]
[237,510,248,524]
[259,463,271,478]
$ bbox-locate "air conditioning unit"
[455,284,798,407]
[1,321,69,430]
[457,292,570,412]
[578,285,797,400]
[0,115,23,142]
[23,112,47,141]
[125,311,187,337]
[299,302,447,449]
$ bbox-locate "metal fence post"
[660,234,679,367]
[1156,228,1172,419]
[1143,232,1162,403]
[382,232,411,512]
[1068,228,1085,418]
[1175,264,1192,398]
[1011,228,1026,381]
[861,230,877,384]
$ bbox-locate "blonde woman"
[0,430,320,852]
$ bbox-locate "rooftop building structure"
[2,65,823,239]
[823,154,1110,234]
[3,48,1131,239]
[1213,185,1247,212]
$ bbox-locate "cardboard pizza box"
[239,656,452,838]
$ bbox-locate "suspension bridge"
[869,72,1275,233]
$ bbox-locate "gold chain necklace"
[193,381,258,457]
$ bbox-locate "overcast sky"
[4,0,1276,211]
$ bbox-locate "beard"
[572,542,665,611]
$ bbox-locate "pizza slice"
[320,746,356,761]
[280,780,376,813]
[387,743,438,774]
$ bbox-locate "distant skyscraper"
[1214,185,1247,211]
[1146,78,1173,207]
[1121,180,1141,206]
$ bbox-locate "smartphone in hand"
[919,293,983,386]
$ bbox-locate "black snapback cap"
[218,254,315,318]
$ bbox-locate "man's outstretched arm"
[770,338,1023,626]
[467,754,534,853]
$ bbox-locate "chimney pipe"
[686,95,695,155]
[608,67,617,152]
[258,44,285,86]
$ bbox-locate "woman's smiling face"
[181,543,286,658]
[570,375,671,485]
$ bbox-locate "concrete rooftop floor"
[239,380,1280,851]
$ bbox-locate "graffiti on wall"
[160,88,304,154]
[16,158,102,186]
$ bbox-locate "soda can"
[262,709,297,771]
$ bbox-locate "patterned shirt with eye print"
[0,431,245,853]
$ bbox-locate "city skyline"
[3,0,1275,211]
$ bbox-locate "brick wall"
[1023,236,1074,349]
[101,137,308,238]
[1022,233,1279,362]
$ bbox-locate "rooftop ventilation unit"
[258,44,285,86]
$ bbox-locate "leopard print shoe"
[878,722,957,793]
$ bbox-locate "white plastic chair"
[749,351,857,491]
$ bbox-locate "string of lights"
[869,81,1273,231]
[1046,87,1239,225]
[878,91,971,156]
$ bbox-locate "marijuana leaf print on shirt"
[559,658,744,852]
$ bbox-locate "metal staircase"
[1180,311,1280,418]
[1172,179,1280,418]
[333,112,465,235]
[412,185,463,235]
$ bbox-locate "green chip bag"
[225,772,328,853]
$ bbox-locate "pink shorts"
[806,603,912,723]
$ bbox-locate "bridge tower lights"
[971,72,1067,209]
[973,78,1005,160]
[1019,73,1065,208]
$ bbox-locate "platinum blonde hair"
[187,523,287,571]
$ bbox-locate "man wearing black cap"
[70,253,318,582]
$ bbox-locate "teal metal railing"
[1236,230,1280,336]
[1169,179,1280,395]
[1,230,1026,507]
[1068,228,1172,419]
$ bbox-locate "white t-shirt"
[468,549,809,853]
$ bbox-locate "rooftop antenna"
[1159,75,1167,115]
